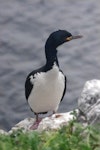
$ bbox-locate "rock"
[78,79,100,124]
[9,118,35,134]
[9,111,77,133]
[0,129,8,135]
[38,111,77,131]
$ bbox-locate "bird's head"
[45,30,83,49]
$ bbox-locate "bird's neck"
[45,45,59,70]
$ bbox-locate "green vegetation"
[0,121,100,150]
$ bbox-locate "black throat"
[45,43,59,71]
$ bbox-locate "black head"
[45,30,82,49]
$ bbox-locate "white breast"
[28,64,65,113]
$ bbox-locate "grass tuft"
[0,121,100,150]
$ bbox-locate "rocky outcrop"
[0,79,100,134]
[9,111,77,133]
[0,129,8,135]
[78,79,100,124]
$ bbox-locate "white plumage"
[28,64,65,113]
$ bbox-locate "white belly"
[28,65,65,113]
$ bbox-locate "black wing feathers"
[25,77,33,100]
[60,75,67,102]
[25,66,45,100]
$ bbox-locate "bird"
[25,30,82,129]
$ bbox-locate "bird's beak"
[66,35,83,41]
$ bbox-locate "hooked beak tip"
[72,35,83,39]
[66,35,83,41]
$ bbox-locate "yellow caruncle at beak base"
[66,36,72,41]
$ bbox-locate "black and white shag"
[25,30,82,129]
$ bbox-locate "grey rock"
[0,129,7,135]
[0,111,78,134]
[37,111,78,131]
[9,118,35,134]
[9,111,77,133]
[78,79,100,124]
